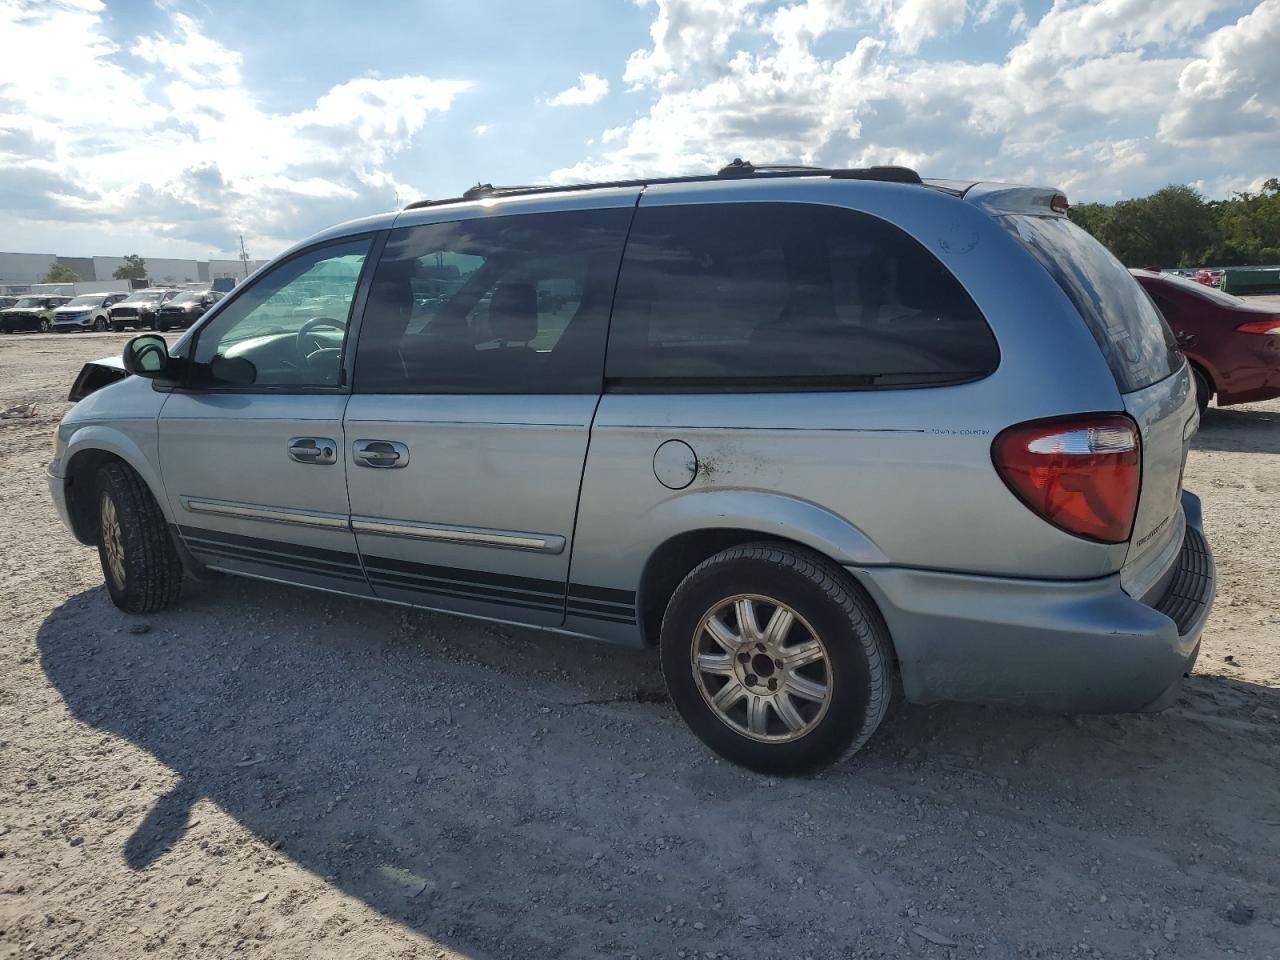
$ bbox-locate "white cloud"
[545,73,610,106]
[624,0,764,89]
[0,1,468,255]
[1160,0,1280,144]
[554,0,1274,203]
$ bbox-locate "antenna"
[238,234,251,280]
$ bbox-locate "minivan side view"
[48,165,1215,774]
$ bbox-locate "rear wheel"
[1192,367,1212,415]
[660,543,892,775]
[94,462,183,613]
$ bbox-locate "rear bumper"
[850,491,1214,713]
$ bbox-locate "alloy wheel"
[691,594,833,743]
[100,492,126,591]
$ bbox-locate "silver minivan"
[48,164,1215,773]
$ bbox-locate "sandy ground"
[1,329,1278,960]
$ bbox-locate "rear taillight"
[1050,193,1069,214]
[991,415,1141,543]
[1236,318,1280,335]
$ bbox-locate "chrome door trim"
[182,497,350,530]
[350,515,566,554]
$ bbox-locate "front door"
[343,199,636,625]
[159,235,377,595]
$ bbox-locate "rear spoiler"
[962,182,1070,218]
[69,355,128,402]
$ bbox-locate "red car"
[1195,268,1224,287]
[1132,269,1280,412]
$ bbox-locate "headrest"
[489,282,537,343]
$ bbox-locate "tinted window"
[605,202,998,387]
[1003,216,1182,393]
[354,208,632,394]
[192,237,372,388]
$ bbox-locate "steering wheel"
[295,316,344,362]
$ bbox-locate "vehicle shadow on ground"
[1194,405,1280,454]
[38,580,1280,959]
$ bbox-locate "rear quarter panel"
[567,180,1134,640]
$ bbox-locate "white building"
[208,258,269,280]
[0,252,58,285]
[92,256,203,285]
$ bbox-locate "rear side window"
[1002,216,1182,393]
[605,202,998,388]
[354,208,632,394]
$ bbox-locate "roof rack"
[403,160,923,210]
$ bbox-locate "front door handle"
[288,437,337,465]
[353,439,410,469]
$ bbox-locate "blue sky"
[1,0,1277,260]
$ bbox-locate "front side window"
[606,202,998,387]
[353,208,632,394]
[192,237,372,388]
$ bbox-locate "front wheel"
[94,316,108,332]
[38,318,50,332]
[660,543,892,775]
[95,462,183,613]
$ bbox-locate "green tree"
[1067,179,1280,268]
[41,263,81,283]
[1209,179,1280,265]
[1101,185,1218,268]
[1067,202,1113,242]
[112,254,147,281]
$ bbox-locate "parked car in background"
[50,166,1214,774]
[1196,268,1224,287]
[1133,268,1280,412]
[154,290,223,332]
[107,289,179,331]
[51,293,130,333]
[0,295,72,333]
[0,296,18,312]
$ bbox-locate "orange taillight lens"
[992,415,1141,543]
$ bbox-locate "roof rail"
[403,160,924,211]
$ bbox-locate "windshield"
[123,291,164,303]
[170,292,202,304]
[13,298,43,308]
[66,295,102,307]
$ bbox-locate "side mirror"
[122,334,171,378]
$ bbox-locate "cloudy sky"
[1,0,1276,260]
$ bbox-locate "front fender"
[57,423,172,525]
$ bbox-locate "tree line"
[1068,179,1280,269]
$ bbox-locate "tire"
[659,542,892,775]
[94,316,108,332]
[38,318,50,332]
[94,462,183,614]
[1192,367,1212,415]
[111,322,124,332]
[156,322,170,333]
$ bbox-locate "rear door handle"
[288,437,337,465]
[353,439,410,469]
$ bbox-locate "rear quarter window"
[1001,215,1182,393]
[605,201,999,388]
